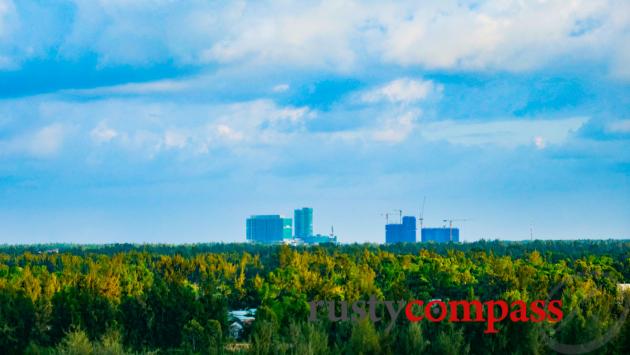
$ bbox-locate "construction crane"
[442,218,468,242]
[381,210,404,224]
[418,197,426,231]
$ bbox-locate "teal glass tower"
[246,215,292,244]
[293,207,313,238]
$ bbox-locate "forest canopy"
[0,240,628,354]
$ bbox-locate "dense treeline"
[0,240,629,354]
[3,239,629,262]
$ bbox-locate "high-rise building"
[246,215,292,244]
[385,216,416,243]
[421,227,459,243]
[294,207,313,238]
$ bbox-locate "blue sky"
[1,0,629,243]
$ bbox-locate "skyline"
[1,1,630,244]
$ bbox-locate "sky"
[1,0,629,244]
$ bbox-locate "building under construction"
[421,227,460,243]
[385,216,417,243]
[383,209,462,243]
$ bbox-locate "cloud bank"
[0,0,629,243]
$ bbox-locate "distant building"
[229,322,243,340]
[246,215,292,244]
[228,309,256,339]
[247,208,338,245]
[421,227,459,243]
[293,207,338,245]
[300,234,338,245]
[294,207,313,238]
[385,216,416,243]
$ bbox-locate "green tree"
[0,290,36,353]
[206,319,223,354]
[347,318,380,355]
[431,325,469,355]
[182,319,209,354]
[94,329,126,355]
[397,322,427,355]
[287,321,328,355]
[55,329,93,355]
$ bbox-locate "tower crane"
[381,209,404,224]
[418,197,426,231]
[442,218,468,242]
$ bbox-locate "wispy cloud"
[90,122,118,143]
[0,123,65,157]
[605,119,630,134]
[420,117,589,148]
[360,78,440,104]
[65,79,191,96]
[372,110,419,143]
[272,83,290,93]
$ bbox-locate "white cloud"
[328,109,422,144]
[0,55,14,69]
[605,119,630,133]
[91,122,118,143]
[0,0,15,38]
[361,78,439,104]
[0,0,18,69]
[272,83,290,93]
[66,79,190,96]
[29,124,65,156]
[420,117,588,148]
[372,111,419,143]
[215,124,243,142]
[3,1,629,78]
[0,123,65,157]
[340,78,436,143]
[374,1,622,72]
[202,1,361,70]
[275,107,311,123]
[1,97,312,159]
[163,129,188,149]
[534,136,546,150]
